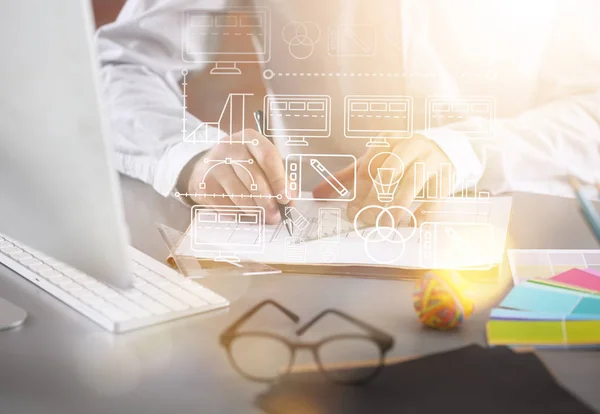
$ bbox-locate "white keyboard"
[0,235,229,333]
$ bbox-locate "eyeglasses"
[219,300,394,385]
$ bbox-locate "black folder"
[257,345,597,414]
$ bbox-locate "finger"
[349,150,407,225]
[246,131,289,204]
[190,180,235,207]
[386,164,417,226]
[230,155,280,223]
[312,161,356,199]
[217,165,259,212]
[413,160,455,224]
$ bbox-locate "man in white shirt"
[97,0,600,225]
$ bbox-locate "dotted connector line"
[176,192,282,200]
[262,69,498,80]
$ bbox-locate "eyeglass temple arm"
[220,300,300,341]
[296,309,394,347]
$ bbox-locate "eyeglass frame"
[219,300,395,385]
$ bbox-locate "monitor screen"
[344,95,413,139]
[182,7,270,63]
[191,206,265,256]
[263,95,331,138]
[425,97,495,138]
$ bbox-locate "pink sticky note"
[550,268,600,293]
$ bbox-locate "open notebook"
[170,195,512,278]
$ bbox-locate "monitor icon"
[182,7,271,75]
[344,95,413,147]
[190,205,265,263]
[426,97,495,138]
[263,95,331,146]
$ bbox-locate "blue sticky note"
[573,296,600,315]
[500,282,583,313]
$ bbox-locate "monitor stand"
[366,137,390,147]
[0,297,27,331]
[210,63,242,75]
[285,137,309,146]
[214,253,242,266]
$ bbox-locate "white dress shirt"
[96,0,600,199]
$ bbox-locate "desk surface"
[1,175,599,414]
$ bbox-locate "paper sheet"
[507,249,600,285]
[176,196,513,270]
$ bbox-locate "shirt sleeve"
[96,0,226,197]
[426,2,600,198]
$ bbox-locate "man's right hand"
[182,129,295,224]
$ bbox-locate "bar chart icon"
[414,162,490,202]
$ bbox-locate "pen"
[253,110,293,236]
[309,158,349,197]
[569,176,600,245]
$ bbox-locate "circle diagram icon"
[354,205,417,264]
[282,21,321,60]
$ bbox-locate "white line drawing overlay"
[263,95,331,146]
[181,70,256,144]
[353,205,418,265]
[328,24,377,57]
[285,154,357,201]
[317,208,342,263]
[368,152,405,203]
[425,96,496,139]
[182,7,271,75]
[419,222,495,270]
[284,207,310,232]
[282,21,321,60]
[413,161,490,202]
[198,157,258,191]
[318,208,342,241]
[344,95,413,147]
[285,236,307,263]
[190,205,265,263]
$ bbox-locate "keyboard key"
[58,280,78,291]
[21,257,42,267]
[93,303,133,322]
[135,296,171,315]
[79,293,105,307]
[49,274,72,286]
[38,269,63,280]
[30,263,52,273]
[1,246,22,255]
[165,286,207,307]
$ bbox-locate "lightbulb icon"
[368,152,405,202]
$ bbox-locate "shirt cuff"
[421,128,484,195]
[153,128,227,197]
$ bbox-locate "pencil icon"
[310,159,349,197]
[444,227,473,253]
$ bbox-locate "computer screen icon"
[182,7,271,75]
[426,97,495,138]
[263,95,331,146]
[344,95,413,147]
[190,205,265,263]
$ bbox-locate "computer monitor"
[344,95,413,147]
[182,7,271,75]
[263,95,331,146]
[190,206,265,263]
[426,97,495,138]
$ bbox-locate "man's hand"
[312,135,454,225]
[183,129,296,224]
